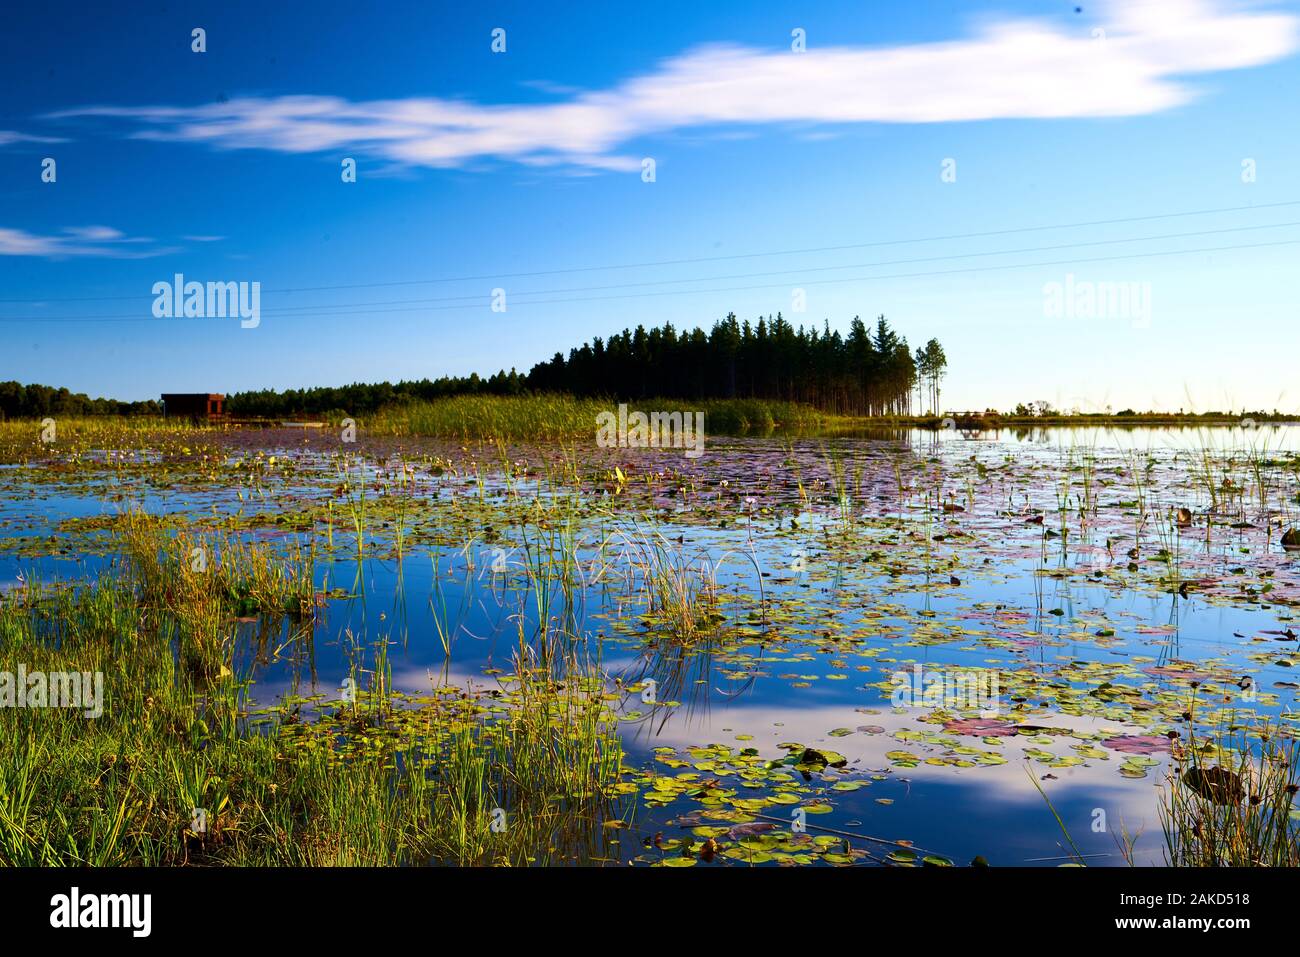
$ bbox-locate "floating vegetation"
[1,418,1299,865]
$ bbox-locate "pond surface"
[3,423,1298,866]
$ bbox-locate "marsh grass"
[823,445,861,532]
[0,524,627,866]
[1161,719,1300,867]
[365,394,825,440]
[606,528,726,644]
[6,414,1300,868]
[1159,682,1300,867]
[119,517,315,681]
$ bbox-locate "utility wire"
[176,218,1300,314]
[2,234,1295,323]
[1,197,1297,304]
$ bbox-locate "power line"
[2,235,1295,323]
[2,198,1298,305]
[7,221,1300,320]
[217,218,1300,313]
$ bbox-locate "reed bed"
[0,523,627,866]
[364,394,826,440]
[1160,692,1300,866]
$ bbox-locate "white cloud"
[0,225,173,258]
[62,225,124,241]
[0,130,67,147]
[47,0,1298,172]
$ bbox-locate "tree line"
[3,313,949,420]
[226,370,526,419]
[226,314,946,418]
[527,313,945,416]
[0,381,160,419]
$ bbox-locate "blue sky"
[1,0,1298,412]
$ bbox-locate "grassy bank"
[365,394,828,439]
[0,415,198,457]
[0,523,626,866]
[2,401,1294,452]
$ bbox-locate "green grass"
[0,526,627,866]
[0,416,209,465]
[4,401,1291,452]
[364,394,827,440]
[1160,696,1300,867]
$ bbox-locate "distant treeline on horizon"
[4,314,1285,422]
[0,381,160,419]
[230,313,946,418]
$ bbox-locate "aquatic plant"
[1160,699,1300,867]
[0,537,627,867]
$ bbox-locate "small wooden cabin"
[161,393,226,423]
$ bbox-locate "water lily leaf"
[1101,734,1171,755]
[943,717,1019,736]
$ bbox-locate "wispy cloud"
[0,225,174,258]
[0,130,67,147]
[62,225,126,241]
[47,0,1299,173]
